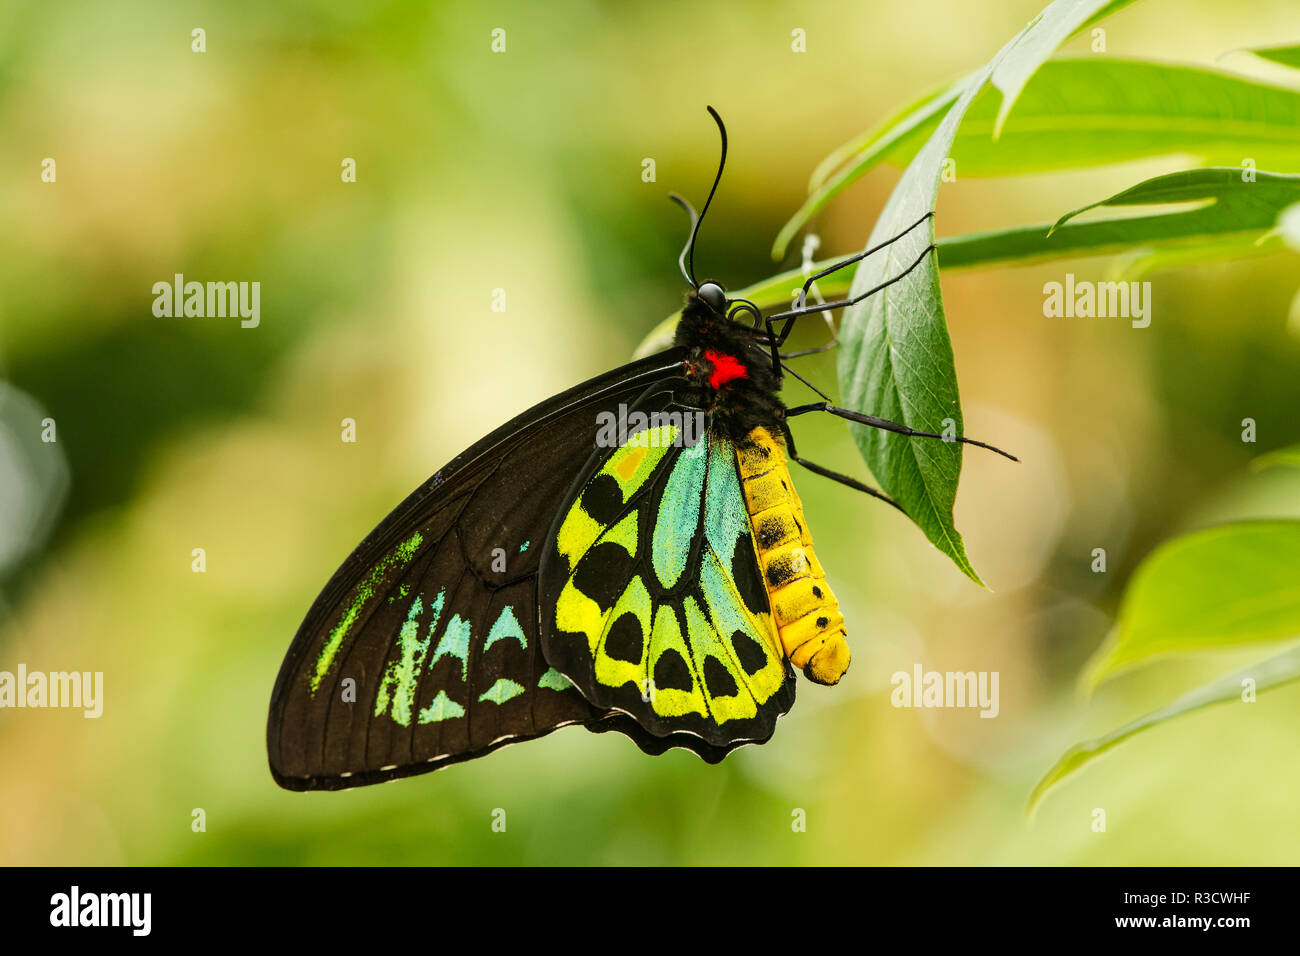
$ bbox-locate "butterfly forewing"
[268,351,687,790]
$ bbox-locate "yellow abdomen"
[735,427,850,685]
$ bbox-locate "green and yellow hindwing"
[541,417,795,750]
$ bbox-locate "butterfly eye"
[697,281,727,313]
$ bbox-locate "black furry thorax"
[672,290,787,443]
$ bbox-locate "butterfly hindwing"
[539,389,796,752]
[267,351,688,789]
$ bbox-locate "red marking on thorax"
[705,349,748,389]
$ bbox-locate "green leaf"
[957,58,1300,176]
[1247,43,1300,69]
[1028,640,1300,813]
[837,0,1138,584]
[955,168,1300,268]
[1253,444,1300,473]
[1053,168,1300,233]
[776,56,1300,254]
[986,0,1139,136]
[1084,520,1300,690]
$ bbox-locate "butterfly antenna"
[668,193,699,288]
[673,105,729,290]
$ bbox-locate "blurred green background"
[2,0,1299,865]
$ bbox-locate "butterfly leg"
[761,312,839,376]
[771,212,934,348]
[768,240,937,349]
[788,211,933,316]
[786,402,1020,461]
[758,217,937,375]
[780,338,837,360]
[776,419,904,511]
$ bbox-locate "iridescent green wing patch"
[270,496,598,792]
[540,417,795,753]
[311,531,425,694]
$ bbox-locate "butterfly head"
[688,278,765,331]
[696,281,727,315]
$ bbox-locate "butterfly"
[266,107,1015,790]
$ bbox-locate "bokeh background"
[2,0,1299,865]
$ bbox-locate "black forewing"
[268,349,688,790]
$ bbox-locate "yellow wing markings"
[552,422,791,728]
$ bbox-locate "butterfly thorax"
[673,294,785,443]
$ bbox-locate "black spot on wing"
[730,630,768,676]
[572,541,634,611]
[581,473,624,526]
[731,532,768,617]
[653,648,693,692]
[605,612,644,664]
[703,656,738,699]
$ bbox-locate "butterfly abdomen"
[734,427,850,685]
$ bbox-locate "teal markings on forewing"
[478,679,525,704]
[311,531,424,693]
[483,605,527,653]
[419,690,466,723]
[431,613,472,680]
[373,590,445,726]
[519,540,530,552]
[651,442,707,588]
[537,667,574,691]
